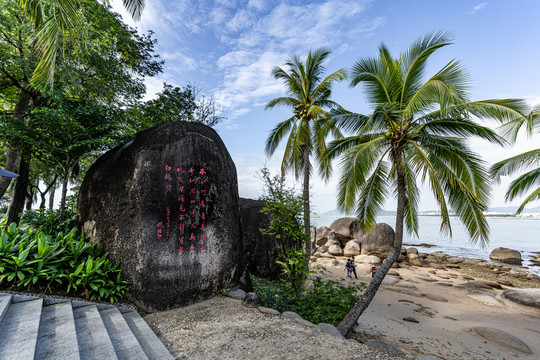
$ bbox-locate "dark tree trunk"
[48,186,55,210]
[25,190,33,210]
[337,147,406,337]
[0,88,32,199]
[59,165,70,221]
[39,175,57,209]
[6,156,31,225]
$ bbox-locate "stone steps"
[0,292,173,360]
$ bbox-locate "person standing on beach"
[345,259,352,279]
[350,257,358,279]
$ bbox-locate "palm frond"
[265,117,297,156]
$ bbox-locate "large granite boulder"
[78,122,244,311]
[313,226,331,247]
[343,239,361,257]
[329,217,361,246]
[238,198,281,279]
[489,247,522,265]
[360,223,395,258]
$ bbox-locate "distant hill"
[318,209,396,217]
[318,206,540,217]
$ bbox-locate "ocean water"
[312,214,540,276]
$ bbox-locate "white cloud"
[468,2,487,15]
[211,0,380,120]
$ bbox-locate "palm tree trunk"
[337,147,406,337]
[303,128,311,269]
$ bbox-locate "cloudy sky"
[113,0,540,214]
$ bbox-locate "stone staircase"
[0,292,174,360]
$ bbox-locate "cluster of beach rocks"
[311,217,540,286]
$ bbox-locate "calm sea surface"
[312,214,540,276]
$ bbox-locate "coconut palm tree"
[17,0,145,88]
[325,31,528,337]
[491,104,540,213]
[265,48,346,255]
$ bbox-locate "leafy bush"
[259,168,310,292]
[20,208,79,235]
[253,276,365,326]
[0,223,128,303]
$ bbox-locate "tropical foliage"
[253,275,365,326]
[323,31,527,336]
[491,104,540,213]
[259,168,310,292]
[0,223,128,303]
[265,48,346,257]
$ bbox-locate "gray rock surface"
[313,226,331,246]
[226,288,247,300]
[365,339,405,356]
[329,217,361,246]
[489,247,522,265]
[472,326,532,354]
[239,198,281,279]
[343,239,361,256]
[242,292,263,308]
[78,122,243,311]
[317,323,344,339]
[500,288,540,309]
[361,223,395,258]
[328,244,344,256]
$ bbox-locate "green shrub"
[0,223,128,303]
[20,208,79,235]
[253,275,365,326]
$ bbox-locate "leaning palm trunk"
[337,149,406,337]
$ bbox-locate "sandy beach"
[313,257,540,359]
[146,252,540,360]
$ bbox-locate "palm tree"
[325,31,528,337]
[17,0,145,88]
[265,48,346,256]
[491,104,540,213]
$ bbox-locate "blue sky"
[113,0,540,213]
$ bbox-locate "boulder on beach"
[489,247,522,265]
[329,217,361,246]
[343,239,361,257]
[472,327,532,354]
[360,223,394,258]
[500,288,540,309]
[322,234,340,250]
[313,226,331,247]
[328,244,344,256]
[355,254,382,265]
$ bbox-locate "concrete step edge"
[123,311,174,360]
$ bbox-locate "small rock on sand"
[423,293,448,302]
[365,339,405,356]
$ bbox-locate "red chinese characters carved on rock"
[157,164,210,255]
